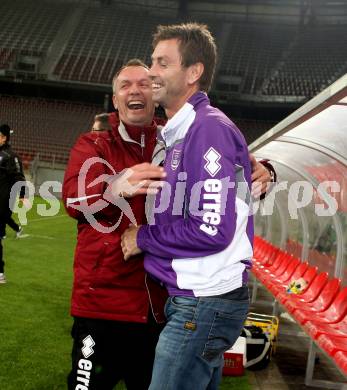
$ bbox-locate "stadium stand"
[52,6,220,85]
[0,0,67,63]
[0,95,101,165]
[1,1,346,98]
[218,23,296,95]
[53,8,171,84]
[262,25,347,97]
[0,48,16,70]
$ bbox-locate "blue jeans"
[149,286,249,390]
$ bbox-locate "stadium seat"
[257,254,293,284]
[253,250,286,275]
[272,257,301,282]
[304,311,347,340]
[293,286,347,325]
[269,261,310,296]
[334,351,347,375]
[316,334,347,356]
[254,247,281,267]
[276,268,325,304]
[285,277,340,315]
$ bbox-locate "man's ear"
[187,62,204,86]
[112,95,118,110]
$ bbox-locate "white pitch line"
[28,234,56,240]
[27,214,69,223]
[5,234,56,240]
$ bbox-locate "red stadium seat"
[285,277,340,315]
[253,238,280,266]
[257,254,293,283]
[257,249,287,268]
[304,311,347,340]
[272,257,301,283]
[252,250,287,277]
[262,257,300,289]
[277,271,328,306]
[316,334,347,356]
[334,351,347,375]
[293,286,347,325]
[269,261,310,296]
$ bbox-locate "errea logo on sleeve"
[204,147,221,177]
[199,179,222,237]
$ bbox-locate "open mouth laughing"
[127,100,145,110]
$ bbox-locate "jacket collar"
[118,120,141,146]
[117,120,157,147]
[161,91,208,148]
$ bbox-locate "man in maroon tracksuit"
[63,59,167,390]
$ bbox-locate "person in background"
[3,215,23,239]
[91,113,112,133]
[0,124,26,284]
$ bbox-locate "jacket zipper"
[140,131,145,157]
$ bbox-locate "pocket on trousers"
[202,307,248,363]
[170,296,198,310]
[165,296,198,323]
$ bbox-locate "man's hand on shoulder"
[103,162,166,203]
[250,154,275,198]
[121,225,142,261]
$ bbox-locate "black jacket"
[0,143,26,211]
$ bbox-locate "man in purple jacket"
[121,23,254,389]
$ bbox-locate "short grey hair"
[112,58,149,93]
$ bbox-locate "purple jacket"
[137,92,253,297]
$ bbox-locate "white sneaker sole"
[17,234,30,239]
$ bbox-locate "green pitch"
[0,197,250,390]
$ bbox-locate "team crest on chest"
[171,148,181,170]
